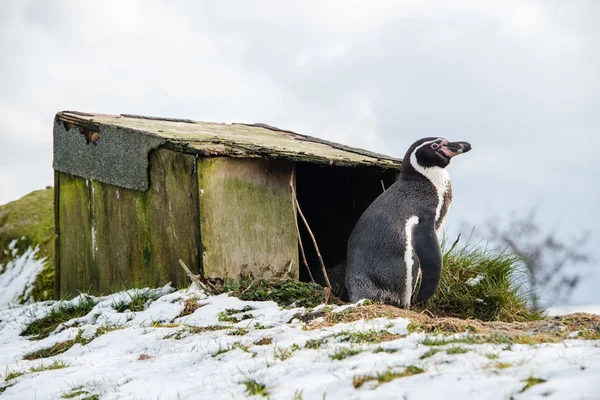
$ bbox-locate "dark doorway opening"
[295,163,398,295]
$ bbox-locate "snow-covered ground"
[0,240,45,306]
[1,285,599,400]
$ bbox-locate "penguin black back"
[345,137,471,308]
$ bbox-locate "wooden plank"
[54,170,60,298]
[197,158,298,280]
[57,148,201,296]
[145,148,201,285]
[57,172,94,296]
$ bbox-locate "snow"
[466,274,484,286]
[0,244,45,307]
[1,286,600,399]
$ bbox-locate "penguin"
[345,137,471,308]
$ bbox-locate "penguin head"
[405,137,472,171]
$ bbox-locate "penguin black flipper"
[413,220,443,303]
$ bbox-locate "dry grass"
[305,305,600,344]
[176,299,203,318]
[254,337,273,346]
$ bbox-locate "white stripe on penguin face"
[409,139,450,226]
[403,215,420,307]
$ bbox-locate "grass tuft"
[336,329,402,344]
[274,347,294,361]
[213,276,326,308]
[305,338,327,349]
[446,346,470,355]
[421,333,551,347]
[353,366,425,388]
[420,348,442,359]
[29,360,70,373]
[20,297,97,340]
[176,299,203,318]
[212,342,252,358]
[330,347,362,360]
[415,239,544,322]
[520,376,546,393]
[23,330,91,360]
[4,370,25,381]
[4,360,70,382]
[111,289,161,313]
[0,383,15,394]
[373,346,397,354]
[243,379,270,397]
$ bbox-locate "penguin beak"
[441,141,472,158]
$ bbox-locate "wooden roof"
[56,111,402,170]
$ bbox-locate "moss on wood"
[197,157,299,280]
[0,188,56,301]
[56,148,201,297]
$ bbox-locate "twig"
[178,259,208,291]
[291,177,332,291]
[448,233,462,253]
[420,309,436,318]
[289,170,315,283]
[381,180,386,192]
[241,278,256,294]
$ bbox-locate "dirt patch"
[305,305,600,343]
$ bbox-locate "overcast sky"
[1,1,598,305]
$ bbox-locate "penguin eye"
[431,143,440,150]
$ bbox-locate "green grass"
[446,346,470,355]
[419,348,442,359]
[353,366,425,388]
[62,389,89,398]
[212,342,252,358]
[330,347,362,360]
[0,188,56,302]
[335,329,401,344]
[420,333,549,347]
[305,338,327,349]
[0,383,15,394]
[217,310,254,323]
[20,297,97,340]
[23,330,91,360]
[226,328,249,336]
[29,360,70,372]
[225,306,255,314]
[520,376,546,393]
[214,276,326,308]
[4,360,70,382]
[416,238,544,322]
[111,289,162,313]
[94,324,124,336]
[243,379,270,397]
[4,370,25,381]
[164,324,232,340]
[373,346,397,354]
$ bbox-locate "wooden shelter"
[53,111,402,297]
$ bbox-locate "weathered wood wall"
[56,148,200,296]
[197,158,299,280]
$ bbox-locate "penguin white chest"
[409,152,450,228]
